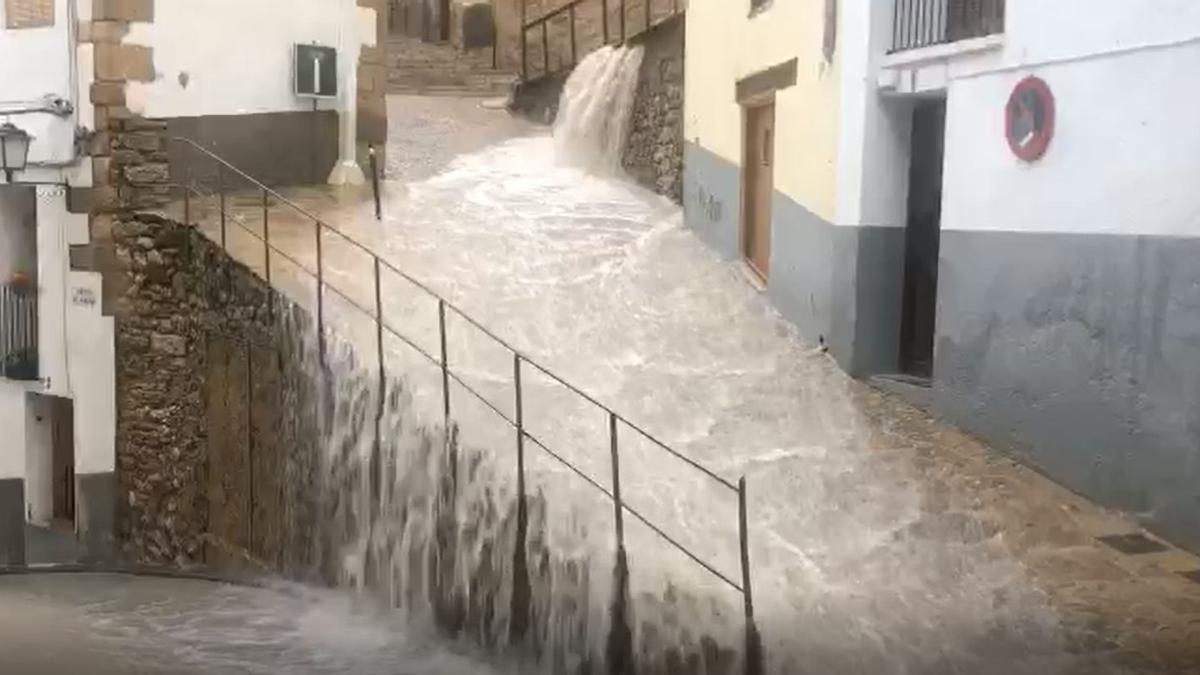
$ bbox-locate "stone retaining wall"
[622,15,684,202]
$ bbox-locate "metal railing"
[520,0,683,81]
[0,282,38,382]
[171,137,762,672]
[891,0,1005,53]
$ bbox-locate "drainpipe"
[328,0,367,186]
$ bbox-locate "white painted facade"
[844,0,1200,237]
[0,0,114,542]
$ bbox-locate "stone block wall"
[622,14,683,202]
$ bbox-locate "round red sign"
[1005,76,1055,162]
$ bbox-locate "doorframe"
[739,93,776,287]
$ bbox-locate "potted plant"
[6,270,32,293]
[1,347,37,381]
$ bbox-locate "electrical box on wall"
[294,44,338,99]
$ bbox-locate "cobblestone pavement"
[181,95,1200,673]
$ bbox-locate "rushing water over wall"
[270,43,1105,675]
[554,46,645,173]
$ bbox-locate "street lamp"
[0,122,31,183]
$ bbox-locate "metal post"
[620,0,626,42]
[520,0,528,79]
[183,167,191,226]
[645,0,651,33]
[218,165,227,250]
[373,257,386,518]
[315,222,325,361]
[738,476,763,675]
[369,145,382,221]
[569,5,577,65]
[262,190,271,283]
[438,300,450,424]
[509,352,531,642]
[609,413,624,547]
[247,341,255,553]
[602,0,609,44]
[541,21,549,75]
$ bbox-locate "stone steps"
[386,35,514,97]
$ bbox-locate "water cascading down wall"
[112,48,758,675]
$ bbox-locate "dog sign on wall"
[1006,76,1056,162]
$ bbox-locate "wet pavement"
[174,95,1200,673]
[0,573,507,674]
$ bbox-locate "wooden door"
[743,102,775,280]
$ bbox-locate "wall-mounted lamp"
[0,122,31,183]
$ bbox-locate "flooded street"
[172,56,1200,673]
[0,573,507,674]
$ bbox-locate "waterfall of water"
[553,45,645,173]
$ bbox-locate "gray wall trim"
[735,58,798,103]
[934,229,1200,552]
[830,225,907,377]
[77,472,115,564]
[0,478,25,566]
[766,193,833,346]
[166,110,340,190]
[683,141,741,259]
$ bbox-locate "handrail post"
[620,0,626,42]
[182,166,191,226]
[609,413,624,548]
[372,256,386,518]
[541,21,549,76]
[218,165,227,250]
[369,145,382,222]
[738,476,763,675]
[645,0,651,33]
[602,0,609,44]
[315,221,326,363]
[509,353,531,642]
[438,299,450,425]
[262,189,273,321]
[569,4,577,65]
[520,0,527,79]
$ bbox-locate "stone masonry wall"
[622,14,683,202]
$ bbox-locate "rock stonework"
[111,213,323,568]
[622,14,684,202]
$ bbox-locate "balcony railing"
[891,0,1004,53]
[1,282,38,382]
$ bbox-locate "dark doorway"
[438,0,451,41]
[899,98,946,378]
[50,397,75,527]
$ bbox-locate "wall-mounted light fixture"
[0,122,31,183]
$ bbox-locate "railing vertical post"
[645,0,651,33]
[438,299,450,424]
[738,476,763,675]
[620,0,626,42]
[520,0,527,79]
[315,222,325,362]
[541,21,549,76]
[262,189,273,322]
[183,168,191,226]
[372,256,386,518]
[602,0,609,44]
[609,413,624,548]
[246,340,255,554]
[510,353,531,642]
[369,145,382,221]
[569,5,577,65]
[218,165,227,250]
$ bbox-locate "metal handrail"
[518,0,683,82]
[171,137,760,671]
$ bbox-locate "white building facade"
[0,0,383,566]
[685,0,1200,552]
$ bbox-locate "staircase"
[387,36,517,97]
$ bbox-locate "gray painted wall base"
[936,230,1200,552]
[77,472,116,563]
[0,479,25,566]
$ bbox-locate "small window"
[5,0,55,29]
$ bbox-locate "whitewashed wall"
[939,2,1200,236]
[126,0,366,118]
[24,394,53,524]
[0,386,26,481]
[0,0,80,168]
